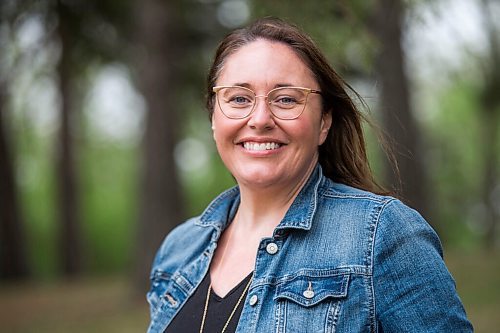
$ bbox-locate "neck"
[233,162,316,235]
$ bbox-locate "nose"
[247,96,276,130]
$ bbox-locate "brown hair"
[206,17,388,194]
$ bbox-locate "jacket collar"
[196,164,324,232]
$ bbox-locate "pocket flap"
[148,270,191,311]
[274,273,349,307]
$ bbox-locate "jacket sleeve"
[373,199,473,332]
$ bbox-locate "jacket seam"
[321,191,391,202]
[369,198,396,332]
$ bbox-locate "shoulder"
[318,178,437,243]
[374,198,442,255]
[150,216,213,276]
[150,186,240,276]
[321,178,425,220]
[320,178,394,204]
[318,178,398,221]
[156,218,202,256]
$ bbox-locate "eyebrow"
[232,83,252,88]
[274,83,294,88]
[231,83,296,89]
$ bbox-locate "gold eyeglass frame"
[212,85,322,120]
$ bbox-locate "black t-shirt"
[164,272,252,333]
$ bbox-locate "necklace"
[199,274,253,333]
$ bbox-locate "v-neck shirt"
[164,272,253,333]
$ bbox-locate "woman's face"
[212,39,331,190]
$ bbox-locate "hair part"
[206,17,390,195]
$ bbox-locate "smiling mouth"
[243,142,282,151]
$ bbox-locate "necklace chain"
[199,274,253,333]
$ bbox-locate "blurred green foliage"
[80,142,139,274]
[1,0,498,331]
[6,0,497,280]
[427,79,486,247]
[17,80,489,279]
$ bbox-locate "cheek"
[211,111,242,144]
[306,116,326,141]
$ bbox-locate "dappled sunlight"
[216,0,250,28]
[85,64,145,146]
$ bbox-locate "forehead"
[216,39,317,88]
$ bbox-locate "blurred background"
[0,0,498,332]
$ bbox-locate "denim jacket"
[147,165,473,332]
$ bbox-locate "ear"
[318,111,332,145]
[211,115,216,141]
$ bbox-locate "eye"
[271,94,299,109]
[231,96,252,105]
[224,92,254,108]
[276,96,297,105]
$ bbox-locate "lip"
[235,137,287,145]
[235,137,287,155]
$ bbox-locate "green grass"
[0,250,498,332]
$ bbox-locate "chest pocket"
[273,273,350,333]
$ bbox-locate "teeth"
[243,142,281,151]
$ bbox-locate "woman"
[147,18,473,333]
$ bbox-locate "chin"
[233,168,284,188]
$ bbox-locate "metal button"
[303,281,315,299]
[266,242,278,255]
[303,289,315,299]
[249,294,258,306]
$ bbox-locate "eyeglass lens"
[216,87,311,120]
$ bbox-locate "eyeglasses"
[212,86,322,120]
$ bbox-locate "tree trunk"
[374,0,429,219]
[480,104,499,250]
[55,0,82,276]
[133,0,185,296]
[480,0,500,249]
[0,76,29,280]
